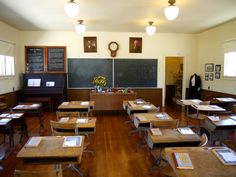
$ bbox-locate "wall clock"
[108,41,119,57]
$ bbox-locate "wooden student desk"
[202,115,236,146]
[90,92,136,110]
[125,101,159,115]
[17,136,84,164]
[58,101,94,114]
[12,103,43,131]
[165,147,236,177]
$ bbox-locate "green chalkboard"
[114,59,157,87]
[68,58,113,88]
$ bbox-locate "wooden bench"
[24,97,53,111]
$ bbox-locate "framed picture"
[205,73,209,81]
[129,37,142,53]
[215,72,221,79]
[205,63,214,72]
[209,73,214,81]
[84,37,97,53]
[215,64,221,72]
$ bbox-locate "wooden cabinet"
[25,46,66,73]
[90,92,136,110]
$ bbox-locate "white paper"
[178,127,195,135]
[80,101,89,105]
[220,152,236,162]
[28,79,41,87]
[142,105,151,109]
[25,137,42,147]
[208,116,220,122]
[230,116,236,121]
[31,104,40,107]
[46,81,55,87]
[59,117,69,122]
[156,113,168,119]
[62,102,69,106]
[76,118,88,123]
[0,113,9,118]
[0,118,11,123]
[137,116,147,122]
[64,140,77,147]
[150,128,162,136]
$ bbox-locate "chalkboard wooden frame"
[25,46,66,73]
[46,46,66,73]
[25,46,45,73]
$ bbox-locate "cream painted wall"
[0,21,21,94]
[197,19,236,95]
[19,31,197,99]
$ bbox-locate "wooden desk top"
[126,101,159,115]
[17,136,84,163]
[133,112,173,123]
[59,117,96,129]
[58,101,94,110]
[214,98,236,103]
[148,129,201,148]
[191,105,226,112]
[165,147,236,177]
[12,103,42,111]
[0,112,24,119]
[206,115,236,127]
[180,99,202,106]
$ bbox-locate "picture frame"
[215,72,221,79]
[84,37,97,53]
[129,37,142,53]
[205,73,209,81]
[209,73,214,81]
[205,63,214,72]
[215,64,221,72]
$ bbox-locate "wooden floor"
[0,104,186,177]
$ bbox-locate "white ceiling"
[0,0,235,33]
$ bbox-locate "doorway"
[165,56,183,106]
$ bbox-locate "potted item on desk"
[92,76,106,93]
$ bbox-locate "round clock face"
[108,42,119,51]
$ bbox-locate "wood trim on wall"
[201,89,236,100]
[0,91,19,107]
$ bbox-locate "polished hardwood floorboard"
[0,104,186,177]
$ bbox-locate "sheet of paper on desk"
[61,102,69,106]
[142,105,151,109]
[230,116,236,121]
[173,152,194,169]
[80,101,89,105]
[59,117,69,122]
[0,113,9,118]
[150,128,162,136]
[137,116,147,122]
[9,113,24,118]
[0,118,11,124]
[63,136,82,147]
[25,137,42,148]
[213,149,236,165]
[156,113,168,119]
[208,116,220,122]
[177,127,195,135]
[76,118,88,123]
[15,105,24,108]
[31,104,40,107]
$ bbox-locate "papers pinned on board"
[63,136,82,148]
[25,137,42,148]
[177,127,195,135]
[150,128,162,136]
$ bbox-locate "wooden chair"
[14,165,62,177]
[50,120,78,136]
[56,111,80,120]
[199,133,208,147]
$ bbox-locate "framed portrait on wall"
[205,63,214,72]
[215,65,221,72]
[205,73,209,81]
[84,37,97,53]
[215,72,220,79]
[129,37,142,53]
[209,73,214,81]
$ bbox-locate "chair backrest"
[152,119,179,129]
[199,133,208,147]
[50,120,78,136]
[14,165,62,177]
[56,111,80,120]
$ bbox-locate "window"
[0,55,15,76]
[224,52,236,77]
[0,40,15,76]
